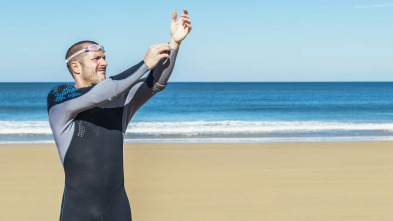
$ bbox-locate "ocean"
[1,82,393,143]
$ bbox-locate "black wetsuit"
[47,50,178,221]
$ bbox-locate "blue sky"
[1,0,393,82]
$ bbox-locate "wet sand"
[1,142,393,221]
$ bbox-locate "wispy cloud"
[355,3,393,9]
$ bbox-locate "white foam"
[126,121,393,136]
[0,121,51,135]
[1,120,393,136]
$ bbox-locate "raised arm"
[144,8,192,92]
[121,9,192,127]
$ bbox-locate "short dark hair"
[65,40,99,77]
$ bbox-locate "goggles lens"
[85,44,105,52]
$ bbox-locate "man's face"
[79,49,107,85]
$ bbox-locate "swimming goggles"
[65,44,105,63]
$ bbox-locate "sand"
[1,142,393,221]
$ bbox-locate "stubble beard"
[83,71,101,86]
[80,63,102,86]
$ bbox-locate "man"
[47,9,191,221]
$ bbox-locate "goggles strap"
[65,44,105,63]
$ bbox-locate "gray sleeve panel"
[48,107,75,164]
[150,49,179,92]
[122,80,154,132]
[48,63,150,164]
[121,49,179,129]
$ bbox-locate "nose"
[100,58,108,67]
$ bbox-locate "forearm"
[110,61,150,93]
[146,49,178,92]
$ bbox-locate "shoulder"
[48,84,81,98]
[46,84,91,112]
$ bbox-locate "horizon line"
[1,81,393,84]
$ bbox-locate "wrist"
[169,37,181,49]
[142,59,153,70]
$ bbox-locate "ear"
[70,61,82,75]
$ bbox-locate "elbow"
[145,72,167,93]
[151,83,166,93]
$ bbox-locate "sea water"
[1,82,393,143]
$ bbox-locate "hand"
[170,9,192,45]
[143,43,171,70]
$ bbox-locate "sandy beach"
[1,142,393,221]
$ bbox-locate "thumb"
[171,11,177,23]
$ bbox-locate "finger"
[183,8,188,15]
[159,47,171,53]
[152,43,169,50]
[186,24,192,32]
[157,45,171,53]
[172,11,177,23]
[158,43,170,49]
[157,43,170,47]
[182,18,191,24]
[159,53,169,59]
[180,14,189,19]
[179,18,190,26]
